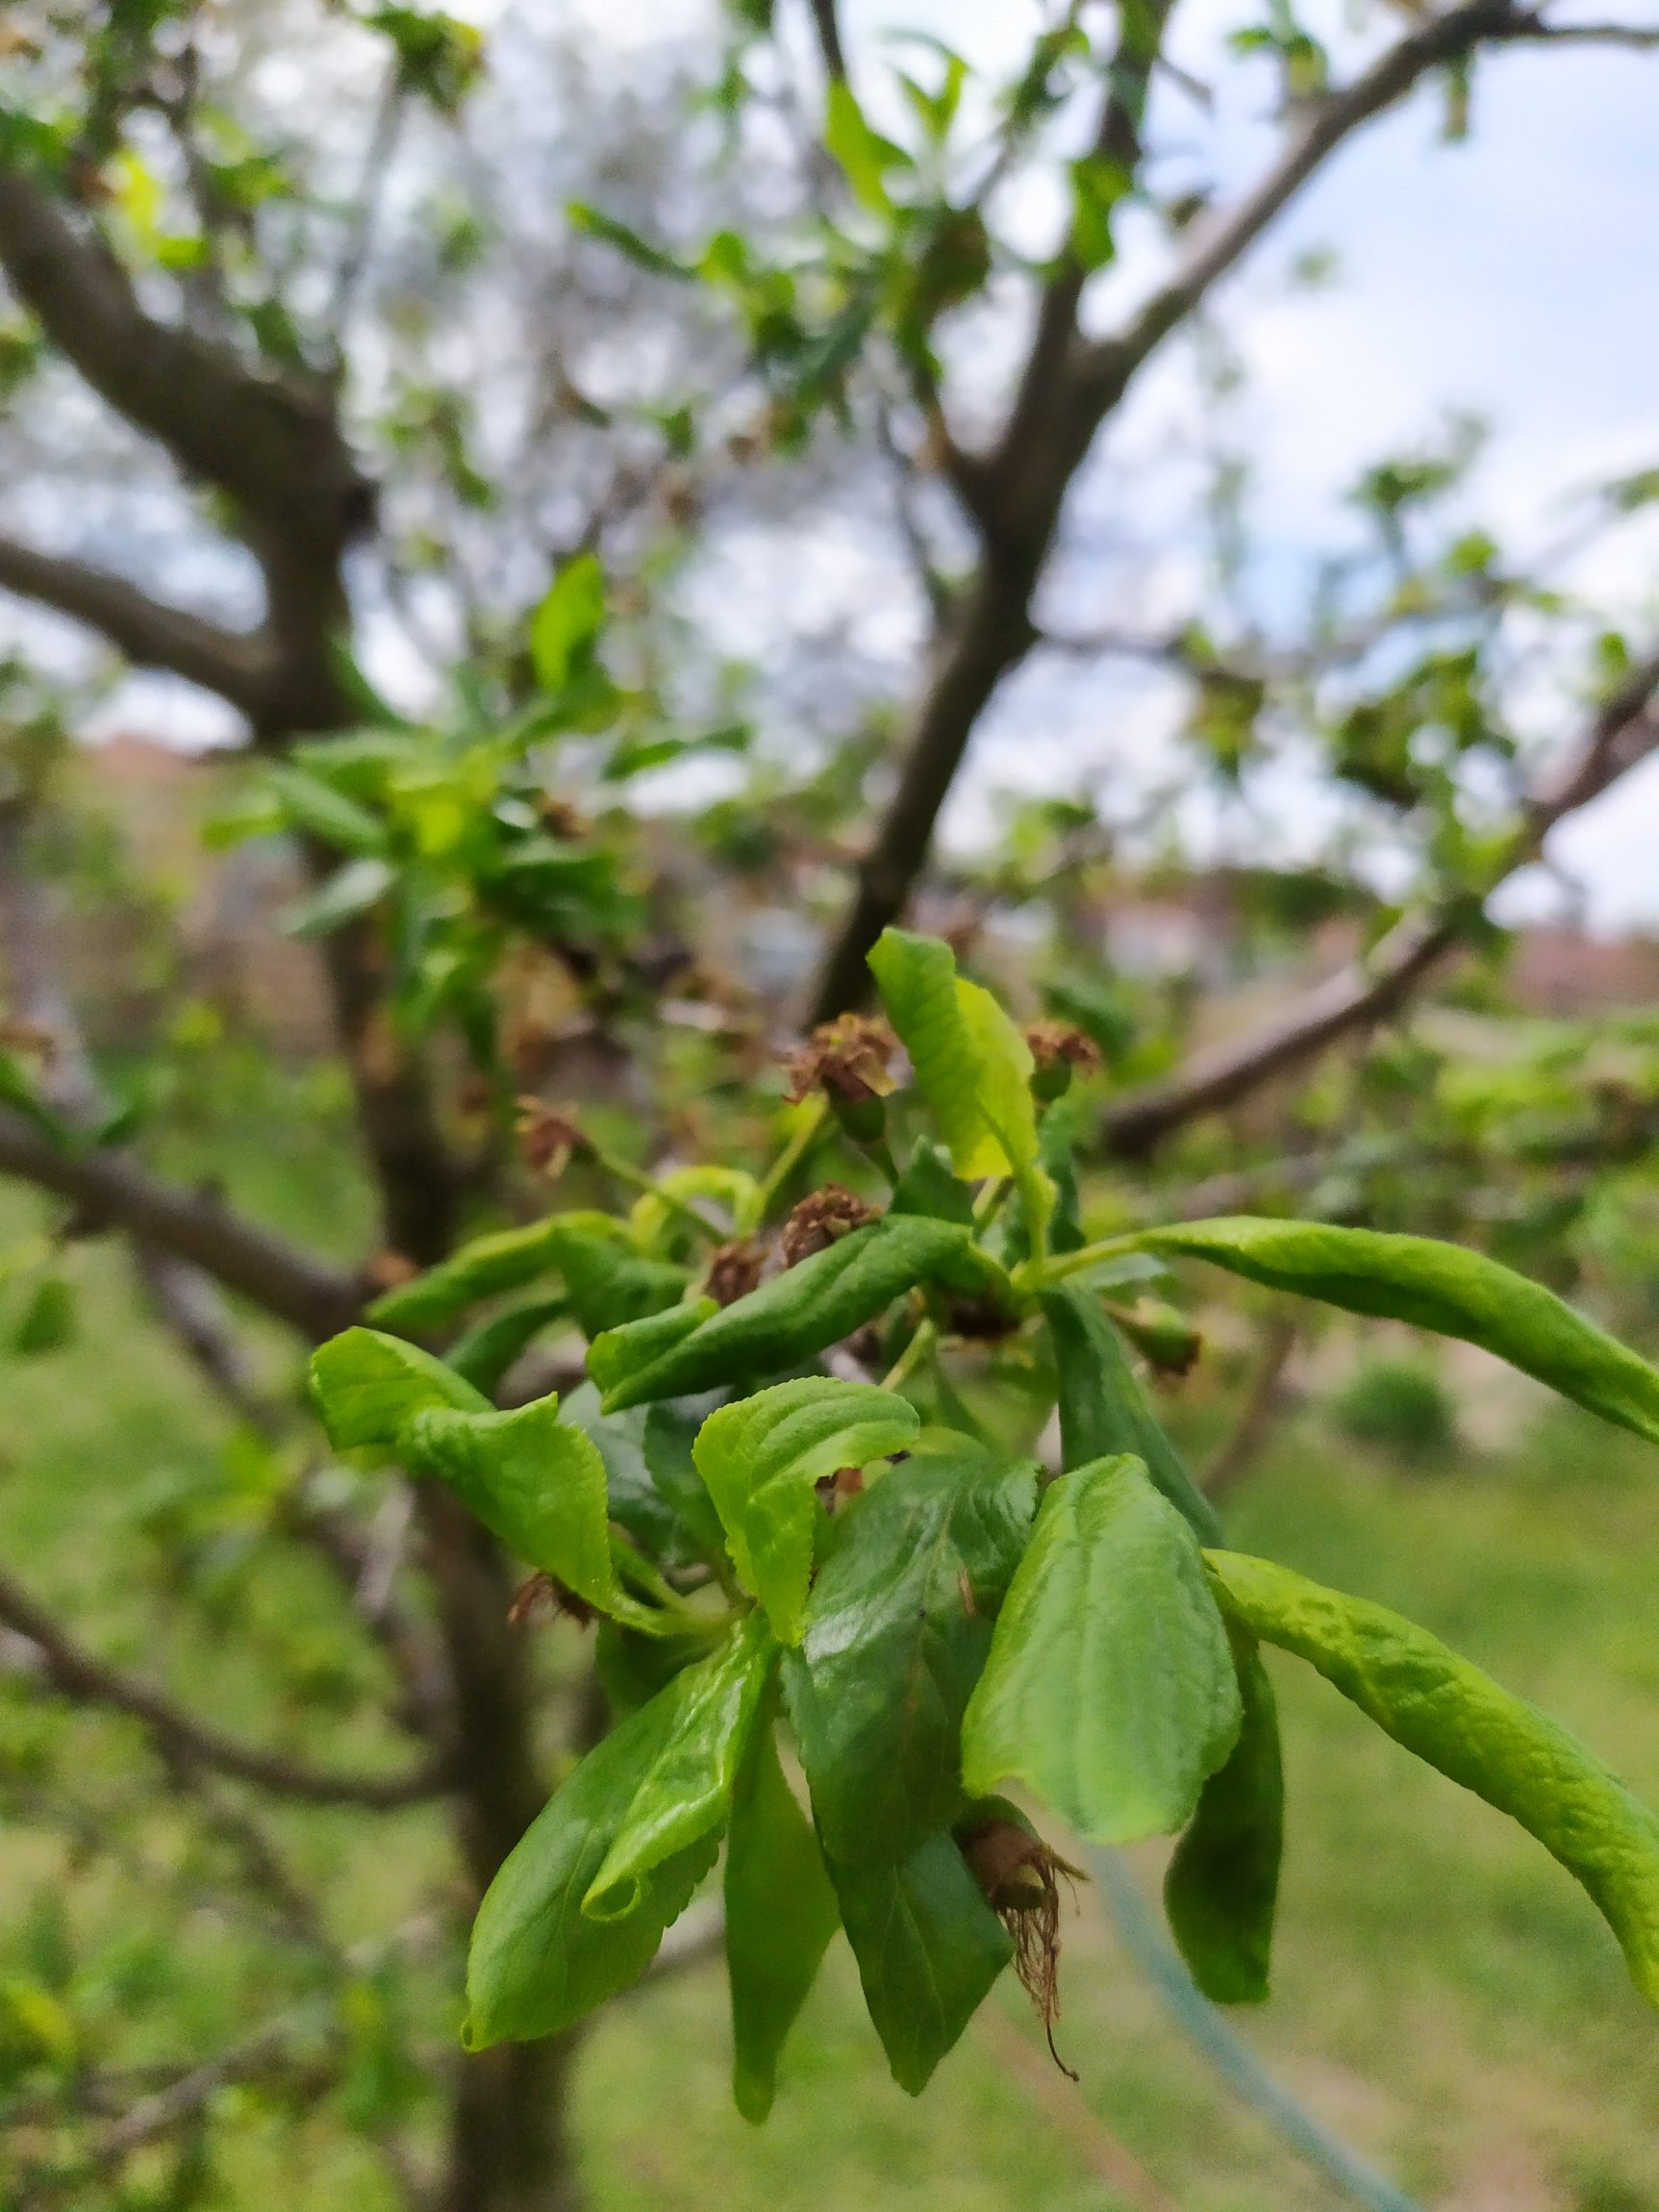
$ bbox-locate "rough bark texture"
[0,161,569,2212]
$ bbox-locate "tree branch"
[0,532,271,714]
[0,1111,364,1338]
[806,0,847,83]
[1101,646,1659,1153]
[806,0,1648,1019]
[0,167,371,560]
[0,1565,446,1809]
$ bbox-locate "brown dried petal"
[704,1239,767,1308]
[782,1013,899,1107]
[961,1818,1083,2078]
[509,1571,596,1629]
[1025,1021,1102,1078]
[0,1018,57,1064]
[515,1097,589,1178]
[780,1184,878,1268]
[364,1249,420,1293]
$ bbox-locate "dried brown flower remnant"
[813,1465,865,1515]
[508,1571,595,1630]
[960,1814,1083,2077]
[364,1249,419,1294]
[705,1239,766,1308]
[781,1184,878,1268]
[515,1097,591,1179]
[0,1018,57,1063]
[536,795,589,841]
[783,1013,898,1108]
[1025,1021,1101,1103]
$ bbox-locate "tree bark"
[0,156,579,2212]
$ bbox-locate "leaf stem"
[1015,1230,1142,1294]
[880,1316,938,1393]
[592,1144,726,1241]
[756,1094,828,1222]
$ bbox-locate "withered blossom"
[780,1184,878,1268]
[783,1013,899,1108]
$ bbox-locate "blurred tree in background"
[2,1,1658,2207]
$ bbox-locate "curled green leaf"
[868,929,1055,1240]
[692,1379,919,1643]
[1163,1638,1282,2003]
[725,1707,841,2124]
[309,1326,488,1453]
[585,1611,774,1920]
[591,1217,1009,1413]
[1207,1548,1659,2009]
[1140,1217,1659,1449]
[465,1693,717,2048]
[403,1395,620,1615]
[1041,1283,1221,1542]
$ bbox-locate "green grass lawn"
[3,1149,1658,2210]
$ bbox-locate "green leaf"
[266,765,388,857]
[725,1712,840,2123]
[309,1327,488,1455]
[465,1695,718,2046]
[585,1612,774,1919]
[0,1049,68,1147]
[286,855,394,938]
[587,1297,717,1403]
[691,1380,920,1644]
[529,554,606,695]
[1067,153,1130,273]
[867,930,1053,1238]
[446,1295,568,1395]
[783,1436,1038,1862]
[567,201,691,281]
[11,1274,75,1356]
[1205,1549,1659,2009]
[403,1395,620,1614]
[1164,1640,1282,2002]
[366,1216,592,1330]
[1040,1284,1221,1542]
[822,82,908,215]
[1138,1217,1659,1449]
[548,1229,689,1339]
[830,1833,1011,2094]
[591,1218,1009,1412]
[557,1385,709,1569]
[963,1456,1241,1842]
[890,1142,977,1226]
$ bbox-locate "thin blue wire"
[1087,1848,1427,2212]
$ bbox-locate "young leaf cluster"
[306,930,1659,2112]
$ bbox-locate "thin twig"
[0,1566,447,1809]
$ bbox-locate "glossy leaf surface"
[591,1218,1009,1412]
[963,1455,1241,1842]
[404,1395,619,1612]
[1041,1283,1221,1542]
[724,1715,841,2123]
[784,1436,1038,1862]
[465,1694,717,2047]
[309,1326,488,1454]
[585,1612,774,1918]
[691,1379,919,1643]
[1163,1638,1283,2002]
[1208,1548,1659,2007]
[830,1832,1012,2095]
[1143,1218,1659,1447]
